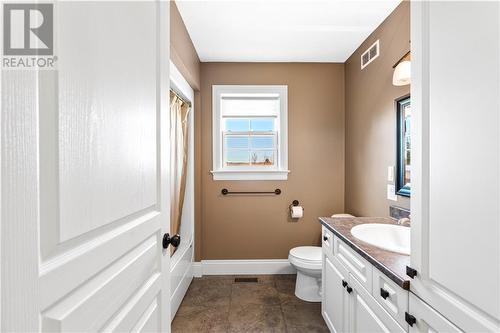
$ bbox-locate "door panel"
[323,255,349,333]
[349,275,405,333]
[409,293,461,333]
[1,1,171,332]
[411,2,500,331]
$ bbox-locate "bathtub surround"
[345,1,410,217]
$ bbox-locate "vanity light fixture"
[392,51,411,86]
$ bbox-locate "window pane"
[226,150,250,166]
[250,136,274,149]
[250,118,274,131]
[250,151,275,166]
[225,136,249,149]
[224,118,249,132]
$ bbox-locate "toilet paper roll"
[291,206,303,218]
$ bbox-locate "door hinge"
[405,312,416,327]
[406,265,417,279]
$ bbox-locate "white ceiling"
[175,0,402,63]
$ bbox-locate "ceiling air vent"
[361,40,380,69]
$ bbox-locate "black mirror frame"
[396,94,411,197]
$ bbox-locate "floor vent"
[361,39,380,69]
[234,277,259,283]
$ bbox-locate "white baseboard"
[192,262,203,277]
[192,259,296,276]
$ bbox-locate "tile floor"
[172,275,329,333]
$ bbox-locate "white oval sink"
[351,224,410,255]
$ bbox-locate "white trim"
[211,170,289,181]
[192,262,202,278]
[170,60,194,103]
[194,259,296,276]
[212,85,288,180]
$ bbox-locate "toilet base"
[294,270,321,302]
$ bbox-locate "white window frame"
[211,85,289,180]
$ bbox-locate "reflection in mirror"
[396,95,411,196]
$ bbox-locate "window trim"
[211,85,289,180]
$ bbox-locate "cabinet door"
[349,275,405,333]
[411,1,500,332]
[408,294,461,333]
[322,255,349,333]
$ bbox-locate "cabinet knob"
[405,312,417,327]
[342,280,348,288]
[323,235,328,241]
[380,288,390,299]
[346,286,353,294]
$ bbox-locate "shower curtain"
[170,91,190,255]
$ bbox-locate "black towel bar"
[221,188,281,195]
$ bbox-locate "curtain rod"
[170,89,192,107]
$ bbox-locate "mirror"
[396,95,411,196]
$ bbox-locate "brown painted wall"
[170,1,200,90]
[345,1,410,217]
[170,1,203,260]
[199,63,345,260]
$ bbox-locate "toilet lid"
[289,246,321,261]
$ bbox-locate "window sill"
[210,169,290,181]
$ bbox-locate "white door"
[1,1,171,332]
[411,1,500,332]
[322,255,349,333]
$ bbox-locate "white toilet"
[289,213,354,302]
[289,246,323,302]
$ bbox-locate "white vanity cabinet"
[321,228,407,333]
[411,1,500,332]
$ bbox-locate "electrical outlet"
[388,166,394,182]
[387,184,397,201]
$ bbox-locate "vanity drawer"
[334,237,373,292]
[322,227,334,257]
[372,268,409,329]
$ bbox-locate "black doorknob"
[323,235,328,241]
[346,286,353,294]
[170,234,181,247]
[163,233,181,249]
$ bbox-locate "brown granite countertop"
[319,216,411,290]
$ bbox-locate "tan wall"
[199,63,345,260]
[170,1,203,260]
[170,1,200,90]
[345,1,410,217]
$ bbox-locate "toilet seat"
[289,246,322,270]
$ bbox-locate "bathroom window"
[211,85,289,180]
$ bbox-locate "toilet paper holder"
[289,200,304,218]
[289,200,303,211]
